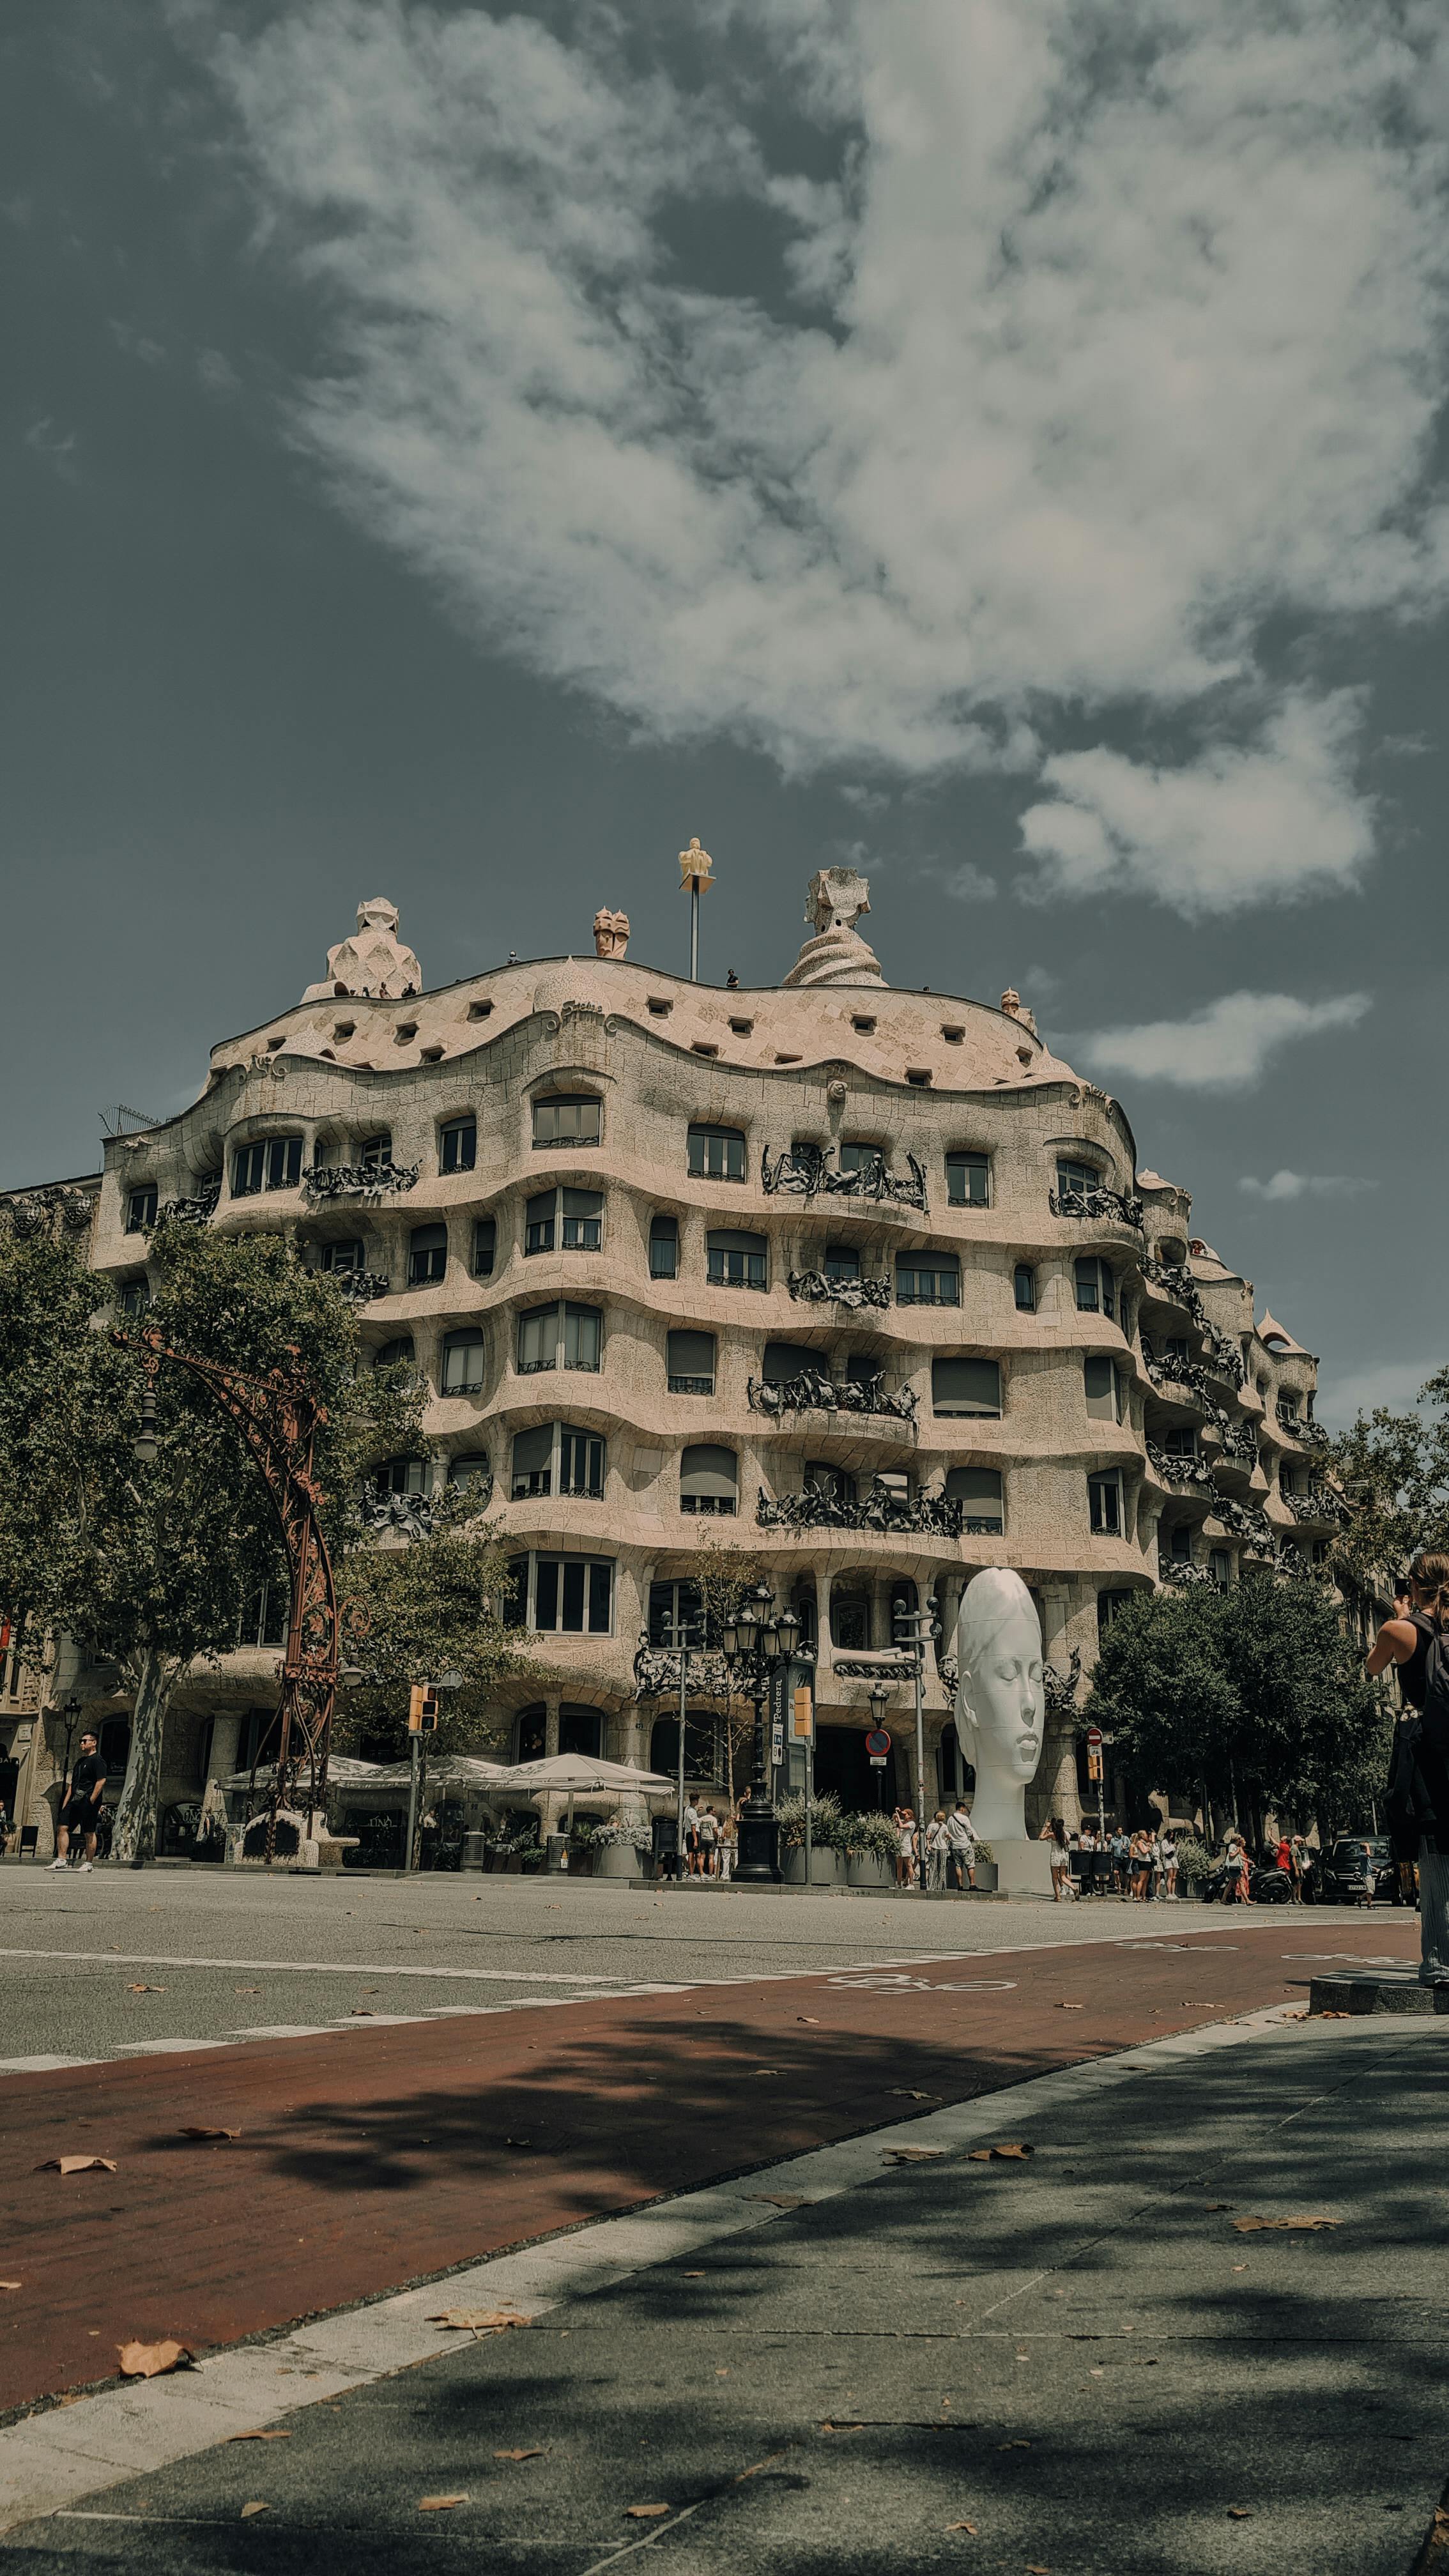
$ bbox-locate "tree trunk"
[111,1648,181,1866]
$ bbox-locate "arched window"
[687,1123,746,1181]
[374,1335,415,1369]
[1075,1256,1115,1318]
[1013,1264,1036,1312]
[1056,1156,1101,1197]
[359,1133,392,1172]
[471,1217,496,1278]
[517,1301,602,1374]
[125,1185,157,1234]
[932,1357,1002,1416]
[896,1252,960,1306]
[533,1093,601,1146]
[511,1424,605,1499]
[1083,1357,1124,1422]
[448,1452,491,1491]
[830,1586,871,1651]
[680,1444,738,1516]
[440,1327,486,1394]
[440,1116,477,1173]
[1088,1469,1124,1535]
[763,1341,817,1384]
[666,1330,715,1395]
[408,1222,448,1285]
[824,1242,860,1280]
[320,1238,365,1274]
[118,1276,150,1318]
[648,1213,678,1278]
[516,1705,546,1762]
[375,1455,428,1499]
[650,1714,720,1780]
[707,1228,767,1288]
[946,1151,989,1207]
[560,1705,602,1758]
[945,1466,1004,1532]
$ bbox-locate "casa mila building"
[5,868,1339,1844]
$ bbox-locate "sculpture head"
[955,1568,1045,1840]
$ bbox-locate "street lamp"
[868,1680,891,1809]
[891,1593,940,1894]
[722,1581,795,1883]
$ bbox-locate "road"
[0,1866,1398,2071]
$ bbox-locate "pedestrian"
[1128,1828,1153,1903]
[419,1807,440,1871]
[924,1808,949,1893]
[1222,1827,1252,1905]
[1371,1551,1449,1953]
[717,1810,735,1883]
[1077,1820,1098,1897]
[49,1729,105,1871]
[1289,1832,1310,1903]
[945,1798,979,1891]
[1160,1828,1179,1900]
[1109,1824,1130,1896]
[682,1795,702,1878]
[1275,1832,1291,1877]
[698,1804,719,1878]
[1354,1839,1377,1909]
[893,1802,917,1889]
[1039,1814,1072,1901]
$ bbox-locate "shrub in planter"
[775,1790,841,1851]
[590,1823,654,1853]
[1172,1832,1213,1889]
[845,1809,900,1867]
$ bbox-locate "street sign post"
[866,1726,891,1770]
[1086,1728,1106,1836]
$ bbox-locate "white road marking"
[0,1946,631,1984]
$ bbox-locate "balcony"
[1283,1483,1347,1529]
[304,1161,420,1204]
[787,1269,891,1311]
[757,1480,965,1538]
[1161,1561,1220,1590]
[762,1143,928,1211]
[1138,1255,1207,1322]
[1210,1496,1279,1555]
[632,1641,732,1701]
[1144,1351,1214,1410]
[1050,1183,1144,1229]
[158,1181,221,1225]
[1146,1444,1216,1494]
[331,1269,392,1305]
[1200,1328,1247,1390]
[747,1367,918,1426]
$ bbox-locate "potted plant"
[968,1837,997,1893]
[778,1790,843,1883]
[590,1821,652,1881]
[567,1818,600,1876]
[845,1809,898,1889]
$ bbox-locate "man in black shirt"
[49,1731,106,1871]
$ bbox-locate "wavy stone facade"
[6,875,1328,1853]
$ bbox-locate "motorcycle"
[1200,1855,1292,1906]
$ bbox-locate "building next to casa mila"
[0,865,1341,1857]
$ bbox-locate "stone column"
[1034,1583,1081,1833]
[544,1698,561,1759]
[208,1713,243,1786]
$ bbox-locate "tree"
[0,1218,487,1859]
[1330,1367,1449,1600]
[332,1509,522,1763]
[1084,1573,1387,1837]
[681,1533,769,1806]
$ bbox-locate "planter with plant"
[844,1809,898,1887]
[589,1820,652,1878]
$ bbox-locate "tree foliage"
[333,1506,523,1761]
[1329,1367,1449,1597]
[1084,1573,1388,1836]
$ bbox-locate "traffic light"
[408,1683,440,1734]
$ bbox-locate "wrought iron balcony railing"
[304,1161,420,1204]
[632,1641,732,1701]
[1147,1444,1216,1492]
[158,1181,221,1225]
[1284,1483,1348,1527]
[332,1269,392,1305]
[1200,1328,1247,1389]
[787,1269,892,1310]
[747,1367,917,1425]
[361,1489,440,1538]
[1211,1420,1260,1466]
[1050,1183,1144,1229]
[757,1480,964,1538]
[1160,1561,1220,1588]
[1138,1256,1207,1322]
[762,1143,928,1210]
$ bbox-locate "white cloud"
[207,2,1449,903]
[1239,1170,1377,1202]
[1016,694,1375,916]
[1077,989,1371,1090]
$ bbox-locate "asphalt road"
[4,2010,1443,2575]
[0,1867,1337,2069]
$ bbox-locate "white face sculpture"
[955,1568,1046,1841]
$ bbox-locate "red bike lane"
[0,1917,1414,2418]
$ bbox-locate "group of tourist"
[892,1801,984,1890]
[1038,1817,1182,1903]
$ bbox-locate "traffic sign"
[865,1728,891,1755]
[1086,1726,1103,1748]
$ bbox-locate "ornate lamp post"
[121,1326,349,1856]
[721,1583,799,1885]
[868,1678,892,1809]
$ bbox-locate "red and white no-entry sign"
[866,1726,891,1768]
[1087,1726,1103,1748]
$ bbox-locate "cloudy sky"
[4,0,1447,1419]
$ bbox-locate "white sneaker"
[47,1857,67,1870]
[77,1861,93,1873]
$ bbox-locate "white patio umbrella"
[494,1754,675,1835]
[366,1754,512,1793]
[224,1754,385,1791]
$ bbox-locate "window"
[232,1135,302,1197]
[945,1466,1004,1532]
[845,1353,880,1388]
[831,1586,871,1650]
[906,1068,931,1088]
[471,1218,496,1278]
[1169,1523,1193,1562]
[1084,1356,1124,1422]
[649,1579,706,1648]
[824,1242,860,1281]
[1088,1469,1124,1535]
[647,997,673,1018]
[525,1192,555,1255]
[687,1123,746,1181]
[98,1716,132,1775]
[729,1016,753,1036]
[692,1041,719,1060]
[320,1238,365,1275]
[375,1335,415,1369]
[125,1186,157,1233]
[525,1186,602,1252]
[680,1444,738,1515]
[1278,1463,1300,1499]
[408,1222,448,1285]
[840,1140,885,1179]
[896,1254,960,1306]
[851,1015,876,1034]
[118,1276,150,1318]
[440,1116,477,1174]
[448,1452,491,1491]
[1013,1264,1036,1313]
[1097,1587,1134,1634]
[808,1462,857,1508]
[510,1422,604,1501]
[667,1330,715,1395]
[440,1327,486,1395]
[932,1356,1002,1416]
[1162,1425,1196,1457]
[533,1094,601,1147]
[1075,1256,1116,1319]
[359,1133,391,1172]
[509,1552,613,1634]
[517,1301,602,1374]
[1057,1158,1100,1197]
[1277,1392,1300,1425]
[559,1705,602,1758]
[946,1151,988,1208]
[649,1214,678,1278]
[467,999,493,1022]
[375,1455,429,1500]
[1262,1331,1291,1353]
[763,1340,817,1384]
[650,1715,719,1779]
[707,1228,767,1289]
[240,1581,289,1650]
[1209,1549,1231,1588]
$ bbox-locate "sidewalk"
[4,2002,1445,2572]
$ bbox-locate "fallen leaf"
[350,2009,375,2018]
[1204,2203,1233,2212]
[418,2494,470,2512]
[747,2068,782,2076]
[1316,2009,1353,2019]
[820,2423,864,2434]
[241,2502,270,2519]
[885,2147,943,2163]
[1026,2564,1053,2573]
[991,2143,1032,2160]
[887,2089,940,2102]
[427,2308,529,2333]
[748,2194,808,2209]
[797,2016,820,2025]
[228,2430,292,2444]
[36,2157,117,2176]
[0,2281,20,2291]
[682,2270,705,2278]
[1227,2506,1252,2518]
[716,2368,730,2377]
[625,2504,671,2518]
[1231,2215,1338,2234]
[126,1984,165,1995]
[494,2448,545,2462]
[998,2439,1031,2450]
[1232,2264,1248,2273]
[234,1986,261,1995]
[117,2339,195,2379]
[1055,2002,1084,2011]
[946,2522,978,2534]
[178,2126,241,2142]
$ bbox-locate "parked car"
[1317,1836,1397,1905]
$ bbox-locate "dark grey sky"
[4,1,1446,1422]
